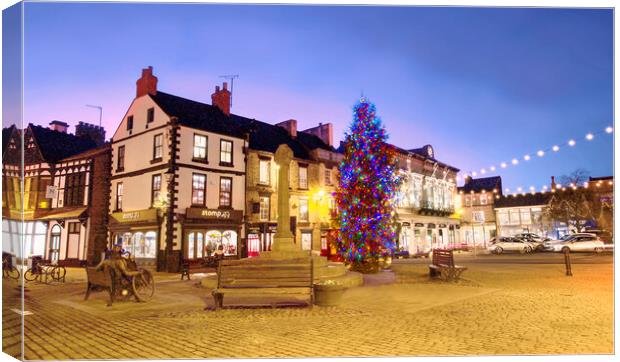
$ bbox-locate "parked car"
[487,237,535,254]
[542,233,597,251]
[514,233,547,251]
[548,235,605,253]
[583,229,613,244]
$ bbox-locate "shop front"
[398,220,462,256]
[246,223,277,257]
[37,207,88,266]
[109,208,161,267]
[183,207,242,260]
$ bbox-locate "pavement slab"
[2,258,614,359]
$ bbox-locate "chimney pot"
[211,82,231,116]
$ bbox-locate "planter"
[313,283,346,306]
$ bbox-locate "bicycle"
[2,253,20,280]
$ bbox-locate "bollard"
[563,248,573,276]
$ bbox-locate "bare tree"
[545,169,612,233]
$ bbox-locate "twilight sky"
[8,3,614,191]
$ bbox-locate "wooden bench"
[211,257,313,310]
[84,266,115,306]
[428,249,467,281]
[181,255,222,280]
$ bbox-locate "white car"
[487,237,535,254]
[550,235,605,253]
[542,233,597,251]
[514,233,547,251]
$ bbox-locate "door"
[301,232,312,251]
[66,222,81,259]
[49,225,61,262]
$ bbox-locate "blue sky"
[8,3,614,191]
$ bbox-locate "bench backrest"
[217,258,313,289]
[432,249,454,267]
[86,266,113,287]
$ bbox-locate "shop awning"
[36,207,88,221]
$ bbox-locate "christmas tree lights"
[334,98,400,272]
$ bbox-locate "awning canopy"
[36,207,88,221]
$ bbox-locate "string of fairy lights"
[455,125,614,197]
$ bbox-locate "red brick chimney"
[136,66,158,98]
[302,122,333,146]
[276,119,297,138]
[211,82,231,116]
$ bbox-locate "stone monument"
[261,144,308,259]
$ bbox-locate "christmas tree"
[335,98,400,272]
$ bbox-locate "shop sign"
[45,185,57,199]
[111,208,159,224]
[186,207,243,222]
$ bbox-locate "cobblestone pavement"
[2,259,614,359]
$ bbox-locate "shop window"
[220,140,233,166]
[187,232,205,260]
[219,177,232,207]
[301,232,312,250]
[247,234,260,257]
[299,198,309,222]
[259,196,270,221]
[115,182,123,211]
[193,134,208,161]
[259,159,270,185]
[153,134,163,160]
[400,227,410,250]
[120,231,157,258]
[117,146,125,171]
[191,174,206,205]
[205,230,237,256]
[298,165,308,189]
[321,233,327,251]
